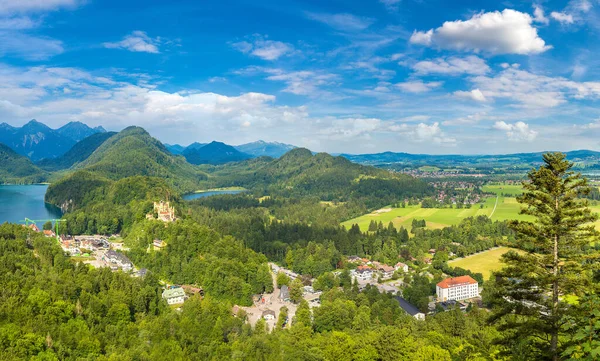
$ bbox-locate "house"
[436,275,479,301]
[182,285,204,296]
[28,224,40,232]
[395,296,425,320]
[353,265,373,281]
[103,250,133,271]
[153,239,166,251]
[378,265,395,280]
[395,262,409,273]
[303,286,315,294]
[429,249,436,255]
[43,230,55,238]
[162,287,186,305]
[262,309,276,321]
[347,256,361,263]
[279,285,290,301]
[232,305,240,317]
[135,268,148,278]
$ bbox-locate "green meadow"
[448,247,524,279]
[341,195,534,231]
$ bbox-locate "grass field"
[482,184,524,196]
[448,247,524,279]
[342,195,534,231]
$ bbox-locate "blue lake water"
[183,189,245,201]
[0,185,62,224]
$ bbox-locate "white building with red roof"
[436,275,479,301]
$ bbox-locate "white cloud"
[442,112,494,126]
[493,121,538,141]
[550,11,575,24]
[380,0,401,12]
[0,32,63,60]
[396,80,442,93]
[103,31,161,53]
[410,9,551,55]
[412,56,490,76]
[306,12,374,31]
[467,67,600,108]
[409,29,432,46]
[454,88,487,102]
[0,0,81,14]
[533,5,549,24]
[231,35,294,61]
[0,16,38,29]
[266,70,338,96]
[413,122,457,145]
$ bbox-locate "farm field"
[481,184,524,196]
[448,247,524,279]
[341,195,533,231]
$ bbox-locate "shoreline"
[193,187,246,194]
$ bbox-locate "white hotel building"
[436,275,479,301]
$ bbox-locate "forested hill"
[72,126,206,188]
[202,148,433,208]
[45,127,207,211]
[36,131,117,171]
[0,143,48,183]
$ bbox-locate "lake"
[183,189,245,201]
[0,185,62,224]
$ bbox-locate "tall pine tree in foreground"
[490,153,598,361]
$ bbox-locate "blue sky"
[1,0,600,154]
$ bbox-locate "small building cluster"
[347,257,408,282]
[146,201,176,222]
[103,250,134,271]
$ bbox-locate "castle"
[146,201,176,222]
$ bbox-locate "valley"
[1,120,599,360]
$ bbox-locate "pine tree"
[490,153,599,361]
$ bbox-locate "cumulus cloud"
[454,88,487,102]
[466,66,600,108]
[412,56,490,76]
[396,80,442,93]
[493,121,538,141]
[410,9,551,55]
[231,35,294,61]
[306,12,374,31]
[103,31,161,53]
[533,5,549,24]
[550,11,575,24]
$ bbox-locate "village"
[24,199,482,332]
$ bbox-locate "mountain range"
[339,150,600,169]
[0,120,105,161]
[183,141,252,165]
[166,140,296,160]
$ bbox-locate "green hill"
[36,131,117,171]
[45,127,207,211]
[204,148,433,207]
[73,126,206,190]
[0,143,48,183]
